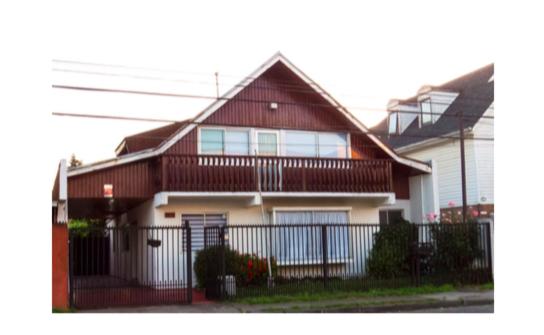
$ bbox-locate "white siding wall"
[402,102,494,211]
[403,138,480,208]
[472,104,494,204]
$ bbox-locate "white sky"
[51,0,495,168]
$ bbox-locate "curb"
[263,298,494,313]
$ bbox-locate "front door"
[181,214,227,287]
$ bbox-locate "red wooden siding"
[201,62,359,132]
[68,160,157,199]
[165,127,198,155]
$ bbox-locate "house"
[53,53,438,306]
[372,64,494,223]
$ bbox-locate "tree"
[69,153,82,167]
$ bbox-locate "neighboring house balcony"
[160,154,394,194]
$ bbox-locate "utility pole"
[459,111,468,224]
[214,72,219,98]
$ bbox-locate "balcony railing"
[161,154,393,193]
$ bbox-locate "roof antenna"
[214,72,219,98]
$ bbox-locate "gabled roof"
[115,120,190,156]
[373,64,494,149]
[68,52,432,177]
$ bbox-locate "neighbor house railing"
[161,154,393,193]
[202,222,493,300]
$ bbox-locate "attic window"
[388,112,398,135]
[420,98,433,126]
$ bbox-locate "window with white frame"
[257,131,278,156]
[284,130,348,158]
[388,112,398,135]
[420,98,432,125]
[199,127,349,158]
[318,133,348,158]
[200,128,250,155]
[274,210,349,263]
[284,131,317,157]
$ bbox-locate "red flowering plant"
[236,253,277,286]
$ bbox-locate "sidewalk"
[88,289,493,313]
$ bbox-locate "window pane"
[421,100,432,124]
[388,113,398,134]
[258,132,277,156]
[201,129,224,154]
[318,133,347,158]
[285,131,317,157]
[225,130,249,155]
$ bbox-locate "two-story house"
[372,64,494,223]
[53,53,433,291]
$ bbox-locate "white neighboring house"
[373,64,494,224]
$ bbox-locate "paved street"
[407,304,493,313]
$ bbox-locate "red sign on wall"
[103,184,113,198]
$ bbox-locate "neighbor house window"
[379,210,404,225]
[200,128,250,155]
[388,112,398,135]
[274,210,349,263]
[420,98,432,125]
[257,132,278,156]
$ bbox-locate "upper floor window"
[388,112,398,135]
[420,98,432,125]
[257,131,278,156]
[284,131,347,158]
[285,131,317,157]
[199,127,348,158]
[318,133,348,158]
[201,128,250,155]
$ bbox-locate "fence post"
[185,220,192,303]
[220,226,226,299]
[410,225,420,287]
[321,225,329,289]
[484,222,493,282]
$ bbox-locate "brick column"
[52,223,69,309]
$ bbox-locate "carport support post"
[185,220,192,303]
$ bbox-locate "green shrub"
[366,220,415,279]
[194,246,277,289]
[194,245,241,289]
[429,223,483,275]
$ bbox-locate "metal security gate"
[69,225,192,309]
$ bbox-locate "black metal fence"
[202,222,493,300]
[69,226,192,309]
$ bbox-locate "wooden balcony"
[161,154,393,193]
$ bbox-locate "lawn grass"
[52,307,76,313]
[233,283,456,305]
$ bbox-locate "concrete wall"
[150,197,382,283]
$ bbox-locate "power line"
[52,112,494,142]
[52,84,495,120]
[52,66,495,106]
